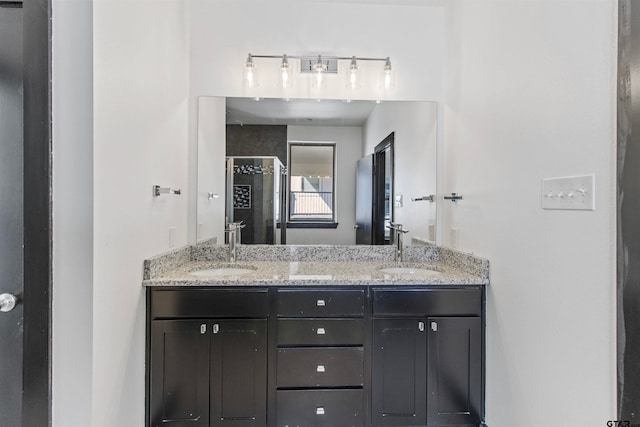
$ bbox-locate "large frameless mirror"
[196,97,438,246]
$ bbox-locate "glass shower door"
[226,157,283,244]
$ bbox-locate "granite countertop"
[142,244,489,287]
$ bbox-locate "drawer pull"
[316,299,326,307]
[316,406,325,415]
[317,327,326,335]
[316,364,325,373]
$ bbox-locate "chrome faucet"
[231,221,245,246]
[387,222,409,262]
[225,223,238,262]
[225,221,246,262]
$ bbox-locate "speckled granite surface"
[143,243,488,287]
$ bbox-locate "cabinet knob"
[316,406,325,415]
[316,299,326,307]
[418,321,425,332]
[316,364,325,373]
[431,321,438,332]
[200,323,207,334]
[316,327,326,335]
[213,324,220,334]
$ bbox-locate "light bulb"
[348,56,358,89]
[383,57,392,90]
[244,54,257,88]
[312,55,326,89]
[280,54,290,89]
[316,69,324,86]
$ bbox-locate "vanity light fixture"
[280,54,291,89]
[243,53,393,97]
[244,54,257,89]
[312,55,328,88]
[382,56,393,90]
[348,56,359,90]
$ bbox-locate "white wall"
[364,102,438,243]
[286,126,362,244]
[52,0,94,425]
[189,0,444,101]
[443,1,616,425]
[197,97,226,243]
[92,1,190,425]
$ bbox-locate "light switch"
[394,194,403,207]
[541,175,595,211]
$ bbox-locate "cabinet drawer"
[277,389,363,427]
[276,289,365,317]
[150,289,269,318]
[372,288,482,316]
[277,319,364,346]
[277,347,364,388]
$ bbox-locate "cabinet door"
[427,317,482,426]
[149,320,210,427]
[210,319,267,427]
[372,318,427,427]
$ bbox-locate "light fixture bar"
[248,54,389,61]
[243,53,393,95]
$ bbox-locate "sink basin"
[190,266,257,276]
[379,266,441,275]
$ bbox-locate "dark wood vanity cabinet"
[371,289,483,427]
[148,289,269,427]
[147,286,484,427]
[275,289,366,427]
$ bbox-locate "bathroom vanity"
[143,245,489,427]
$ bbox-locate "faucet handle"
[387,223,408,233]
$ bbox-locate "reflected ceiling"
[226,98,377,127]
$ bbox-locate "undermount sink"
[190,265,257,276]
[378,266,441,275]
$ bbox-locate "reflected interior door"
[0,4,24,427]
[355,154,373,245]
[373,133,394,245]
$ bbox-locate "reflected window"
[288,143,336,222]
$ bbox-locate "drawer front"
[150,289,269,318]
[277,319,364,346]
[372,288,482,316]
[276,389,363,427]
[277,347,364,388]
[276,289,365,317]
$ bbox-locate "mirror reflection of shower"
[225,156,285,244]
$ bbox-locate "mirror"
[197,97,437,246]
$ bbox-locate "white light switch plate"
[394,194,403,207]
[541,174,595,210]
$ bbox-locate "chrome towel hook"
[444,193,463,202]
[153,185,182,197]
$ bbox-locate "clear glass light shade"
[382,57,393,91]
[311,55,327,90]
[244,54,258,89]
[347,56,359,90]
[280,54,292,89]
